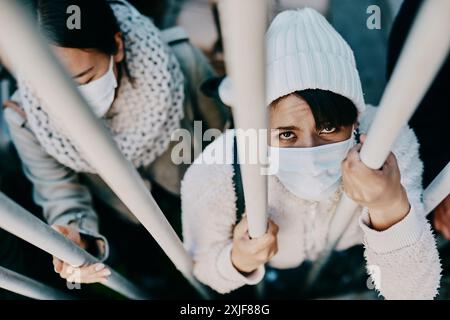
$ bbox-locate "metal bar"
[0,265,74,300]
[305,0,450,290]
[0,0,208,299]
[424,162,450,214]
[0,192,149,299]
[218,0,269,238]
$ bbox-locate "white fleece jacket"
[181,106,442,300]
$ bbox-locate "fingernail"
[103,269,111,276]
[94,263,105,271]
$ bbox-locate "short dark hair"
[293,89,358,130]
[37,0,120,55]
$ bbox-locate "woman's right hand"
[231,217,279,274]
[51,225,111,284]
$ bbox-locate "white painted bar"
[219,0,269,238]
[306,0,450,289]
[360,0,450,169]
[329,0,450,246]
[0,192,149,299]
[424,162,450,214]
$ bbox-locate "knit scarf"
[18,0,185,173]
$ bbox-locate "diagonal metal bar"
[0,192,150,299]
[304,0,450,291]
[0,265,75,300]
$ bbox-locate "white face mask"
[269,134,355,201]
[78,57,118,117]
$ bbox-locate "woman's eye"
[279,131,295,140]
[319,126,336,134]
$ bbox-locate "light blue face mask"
[78,57,117,117]
[269,134,355,201]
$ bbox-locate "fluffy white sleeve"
[181,131,265,294]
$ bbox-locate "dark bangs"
[37,0,120,55]
[294,89,358,130]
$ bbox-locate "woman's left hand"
[342,135,411,231]
[52,225,111,284]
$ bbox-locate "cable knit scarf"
[17,0,185,173]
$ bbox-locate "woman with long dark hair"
[3,0,228,285]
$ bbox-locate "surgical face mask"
[269,134,355,201]
[78,57,118,117]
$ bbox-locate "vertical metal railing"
[424,162,450,214]
[218,0,269,239]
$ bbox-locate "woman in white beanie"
[181,9,441,299]
[2,0,227,285]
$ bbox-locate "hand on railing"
[51,224,111,284]
[231,217,278,274]
[342,135,411,231]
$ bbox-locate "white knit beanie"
[266,8,365,112]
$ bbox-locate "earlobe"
[353,125,361,143]
[113,32,125,63]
